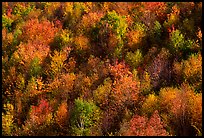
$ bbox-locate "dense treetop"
[2,2,202,136]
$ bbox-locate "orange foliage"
[22,18,58,45]
[55,101,69,128]
[109,61,139,106]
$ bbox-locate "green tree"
[70,98,102,136]
[125,49,143,69]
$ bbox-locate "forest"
[2,2,202,136]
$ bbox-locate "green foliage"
[13,3,35,17]
[16,74,26,90]
[140,71,152,95]
[97,10,128,59]
[29,57,42,78]
[52,29,73,51]
[170,29,185,52]
[141,94,159,117]
[70,98,101,136]
[149,21,162,43]
[100,10,128,38]
[132,21,147,33]
[93,77,112,107]
[12,28,22,46]
[125,49,143,69]
[2,14,14,32]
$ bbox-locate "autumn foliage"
[2,2,202,136]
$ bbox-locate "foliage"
[170,29,185,53]
[125,110,169,136]
[100,10,128,38]
[2,103,16,136]
[141,94,159,117]
[55,101,69,128]
[22,98,54,136]
[51,29,73,51]
[96,10,128,59]
[12,3,35,17]
[2,14,14,32]
[149,21,162,43]
[125,49,143,69]
[93,77,112,107]
[157,84,202,136]
[2,2,202,136]
[29,57,42,78]
[48,47,71,78]
[126,22,147,50]
[70,98,102,136]
[140,71,152,95]
[173,52,202,91]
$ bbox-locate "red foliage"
[31,99,52,116]
[140,2,168,24]
[6,6,12,17]
[54,19,62,29]
[109,60,131,79]
[126,110,168,136]
[29,98,52,125]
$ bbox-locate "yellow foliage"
[26,77,40,97]
[140,71,151,94]
[126,30,145,49]
[63,2,73,17]
[159,87,178,112]
[93,78,112,106]
[183,53,202,79]
[2,103,15,136]
[142,94,158,116]
[74,35,90,51]
[182,84,202,131]
[50,49,69,76]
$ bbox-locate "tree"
[70,98,102,136]
[125,110,169,136]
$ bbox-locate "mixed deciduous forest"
[2,2,202,136]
